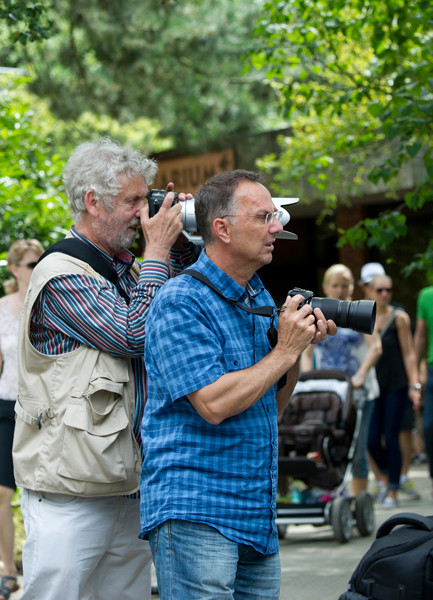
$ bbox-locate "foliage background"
[1,0,433,293]
[248,0,433,277]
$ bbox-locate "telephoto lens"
[287,288,376,335]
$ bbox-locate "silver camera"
[146,189,299,245]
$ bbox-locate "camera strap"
[182,269,275,317]
[38,238,131,304]
[181,268,279,345]
[182,269,286,389]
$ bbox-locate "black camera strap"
[38,238,131,304]
[182,269,275,317]
[181,268,280,346]
[181,269,286,388]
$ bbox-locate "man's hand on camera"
[275,294,317,361]
[165,181,193,203]
[140,190,183,263]
[276,294,337,359]
[311,306,337,344]
[164,181,194,248]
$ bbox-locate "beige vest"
[13,252,142,496]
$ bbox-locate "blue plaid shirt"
[140,250,279,555]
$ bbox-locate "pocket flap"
[88,378,125,398]
[63,402,128,436]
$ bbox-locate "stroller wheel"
[331,496,353,543]
[354,491,375,536]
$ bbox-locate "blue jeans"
[352,398,375,480]
[422,367,433,479]
[368,386,408,490]
[148,520,281,600]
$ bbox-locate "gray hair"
[63,137,158,223]
[194,170,261,245]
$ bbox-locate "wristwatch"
[409,383,422,392]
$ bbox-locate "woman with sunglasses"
[0,239,43,600]
[367,273,421,508]
[301,263,382,498]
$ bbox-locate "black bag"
[339,512,433,600]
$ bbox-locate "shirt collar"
[196,250,265,303]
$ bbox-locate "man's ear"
[212,218,231,245]
[84,190,99,217]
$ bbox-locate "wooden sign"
[153,148,235,194]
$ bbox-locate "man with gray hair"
[12,137,192,600]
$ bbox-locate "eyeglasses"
[221,211,283,225]
[374,287,392,293]
[19,262,38,269]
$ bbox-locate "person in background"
[301,263,382,496]
[12,137,193,600]
[0,239,43,600]
[360,263,421,501]
[414,282,433,497]
[358,262,386,298]
[367,273,421,508]
[140,169,337,600]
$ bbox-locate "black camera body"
[287,287,376,335]
[146,189,179,218]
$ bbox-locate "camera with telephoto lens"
[287,287,376,335]
[146,189,300,246]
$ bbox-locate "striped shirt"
[140,250,280,555]
[30,227,194,455]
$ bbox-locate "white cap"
[359,262,385,285]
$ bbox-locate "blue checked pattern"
[140,251,280,555]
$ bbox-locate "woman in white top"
[0,239,43,600]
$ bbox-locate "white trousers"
[20,489,152,600]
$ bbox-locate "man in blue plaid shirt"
[140,170,337,600]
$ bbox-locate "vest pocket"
[58,400,131,483]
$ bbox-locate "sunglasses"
[374,287,392,293]
[19,261,38,269]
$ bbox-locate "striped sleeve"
[31,260,169,357]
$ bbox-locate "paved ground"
[278,463,432,600]
[5,463,432,599]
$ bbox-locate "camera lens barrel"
[287,289,376,334]
[310,297,376,335]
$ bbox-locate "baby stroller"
[276,369,375,543]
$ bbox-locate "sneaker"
[371,484,387,503]
[412,453,427,464]
[381,496,399,508]
[399,478,421,500]
[370,483,385,501]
